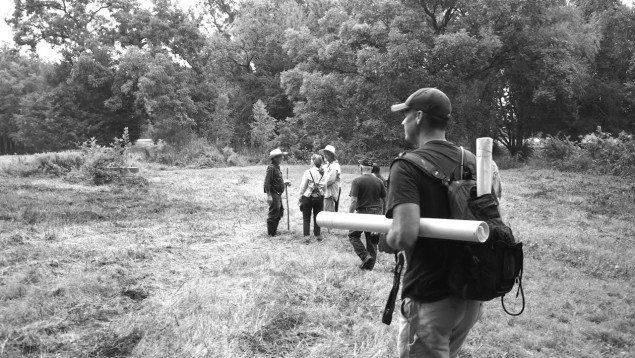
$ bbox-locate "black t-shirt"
[350,174,386,210]
[385,140,463,302]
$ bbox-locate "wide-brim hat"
[358,158,374,167]
[269,148,288,158]
[390,88,452,119]
[320,145,336,155]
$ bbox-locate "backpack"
[382,147,524,325]
[308,170,325,198]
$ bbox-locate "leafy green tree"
[9,0,139,62]
[574,3,635,135]
[250,99,277,151]
[0,47,51,154]
[203,0,298,148]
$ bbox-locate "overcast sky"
[1,0,634,61]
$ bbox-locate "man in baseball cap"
[390,88,453,145]
[347,157,386,270]
[385,88,501,357]
[390,87,452,118]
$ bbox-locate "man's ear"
[415,110,423,125]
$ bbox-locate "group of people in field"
[263,87,504,358]
[263,144,387,268]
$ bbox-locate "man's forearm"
[349,198,357,213]
[386,203,420,251]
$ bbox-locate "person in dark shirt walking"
[263,148,289,236]
[385,87,501,358]
[348,158,386,270]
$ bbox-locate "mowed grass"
[1,161,634,357]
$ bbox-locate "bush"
[34,152,84,176]
[79,128,133,185]
[144,139,248,168]
[223,147,249,167]
[581,128,635,175]
[0,151,84,177]
[537,128,635,176]
[542,134,578,161]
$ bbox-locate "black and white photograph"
[1,0,634,357]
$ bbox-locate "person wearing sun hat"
[263,148,290,236]
[384,88,502,358]
[347,157,386,270]
[320,145,341,213]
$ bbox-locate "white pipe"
[316,212,489,243]
[476,137,493,197]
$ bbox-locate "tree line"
[1,0,634,161]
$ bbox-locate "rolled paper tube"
[476,137,493,197]
[316,212,489,243]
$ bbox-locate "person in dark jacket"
[263,148,289,236]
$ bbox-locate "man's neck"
[416,129,446,148]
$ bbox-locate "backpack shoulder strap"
[391,151,450,186]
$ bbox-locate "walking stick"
[285,168,290,230]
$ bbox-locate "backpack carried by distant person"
[382,147,524,325]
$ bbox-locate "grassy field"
[1,159,634,357]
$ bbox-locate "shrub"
[581,128,635,176]
[542,134,578,161]
[0,152,84,177]
[33,152,84,176]
[79,128,133,185]
[222,147,249,167]
[537,128,635,176]
[144,139,248,168]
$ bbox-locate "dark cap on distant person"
[358,158,374,167]
[390,88,452,119]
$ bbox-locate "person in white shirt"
[298,154,328,241]
[320,145,341,212]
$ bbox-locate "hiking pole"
[285,168,290,230]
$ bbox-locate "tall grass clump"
[539,127,635,175]
[0,151,84,177]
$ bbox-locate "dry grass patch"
[1,163,633,357]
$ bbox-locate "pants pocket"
[397,298,419,358]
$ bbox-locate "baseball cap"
[358,158,374,167]
[390,88,452,119]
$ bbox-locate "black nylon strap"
[382,252,405,325]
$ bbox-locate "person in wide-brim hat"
[269,148,288,159]
[319,145,341,214]
[319,145,336,157]
[263,148,289,236]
